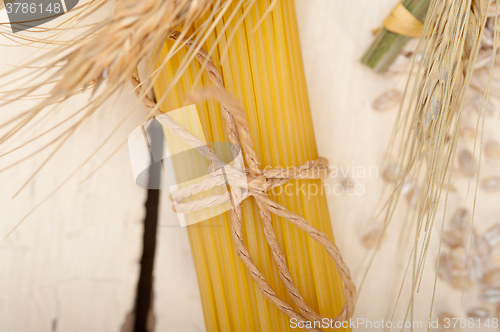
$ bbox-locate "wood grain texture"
[0,102,148,332]
[153,200,205,332]
[0,6,149,331]
[0,97,148,332]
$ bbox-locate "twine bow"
[130,31,355,332]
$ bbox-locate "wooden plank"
[0,22,148,331]
[153,204,205,332]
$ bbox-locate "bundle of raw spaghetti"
[0,0,355,331]
[145,1,354,330]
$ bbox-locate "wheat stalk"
[365,0,500,324]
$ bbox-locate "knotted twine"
[130,31,356,332]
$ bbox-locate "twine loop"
[130,31,356,332]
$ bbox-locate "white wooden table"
[2,1,499,331]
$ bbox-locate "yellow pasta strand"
[153,1,349,331]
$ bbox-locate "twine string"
[130,31,356,332]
